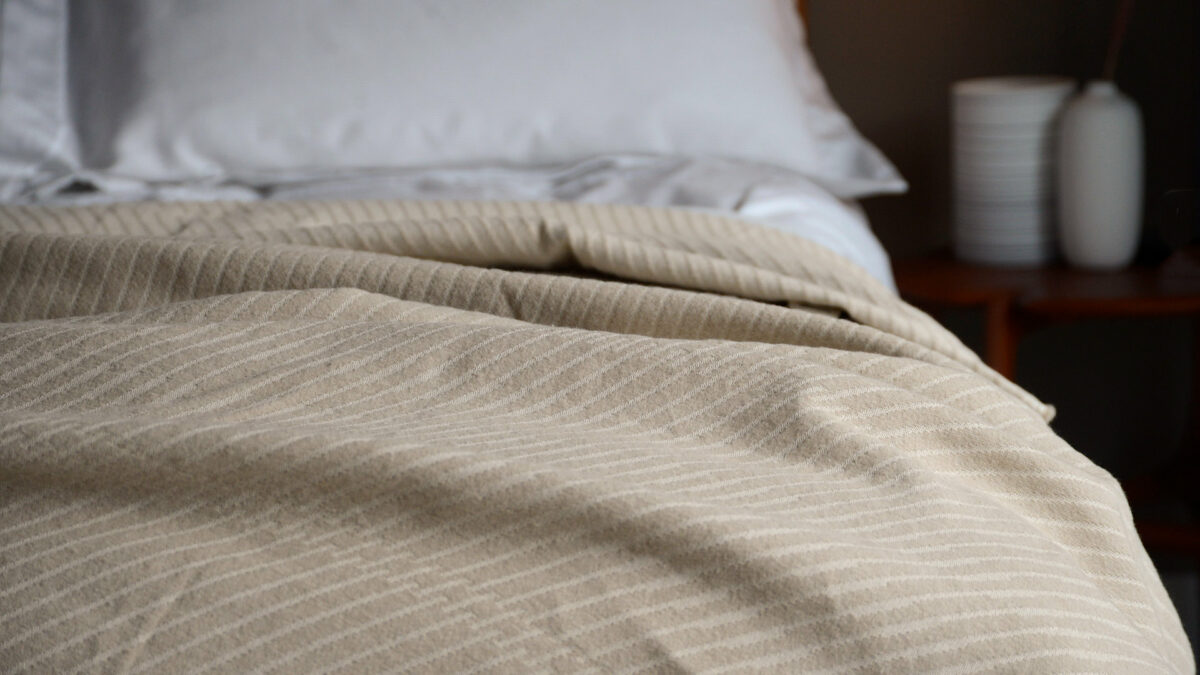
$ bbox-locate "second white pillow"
[65,0,904,198]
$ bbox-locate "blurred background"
[809,0,1195,262]
[808,0,1195,484]
[808,0,1197,652]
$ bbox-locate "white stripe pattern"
[0,199,1191,672]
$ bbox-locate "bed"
[0,1,1192,672]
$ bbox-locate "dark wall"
[808,0,1197,260]
[806,0,1198,476]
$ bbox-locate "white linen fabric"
[32,155,897,289]
[0,0,904,201]
[0,0,75,195]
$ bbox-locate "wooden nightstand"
[894,248,1200,556]
[894,248,1200,380]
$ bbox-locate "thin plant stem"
[1102,0,1135,81]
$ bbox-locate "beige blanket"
[0,200,1190,672]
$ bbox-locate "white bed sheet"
[32,155,897,290]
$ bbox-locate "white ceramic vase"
[1056,80,1143,269]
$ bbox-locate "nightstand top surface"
[894,248,1200,317]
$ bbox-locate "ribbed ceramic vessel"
[952,76,1074,266]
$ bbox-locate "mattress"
[0,199,1191,672]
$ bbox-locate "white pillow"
[0,0,76,199]
[3,0,905,200]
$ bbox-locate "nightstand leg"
[1183,317,1200,497]
[984,298,1019,380]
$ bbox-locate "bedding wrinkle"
[0,200,1191,672]
[116,566,204,674]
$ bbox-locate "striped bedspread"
[0,200,1191,672]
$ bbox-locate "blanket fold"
[0,200,1190,672]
